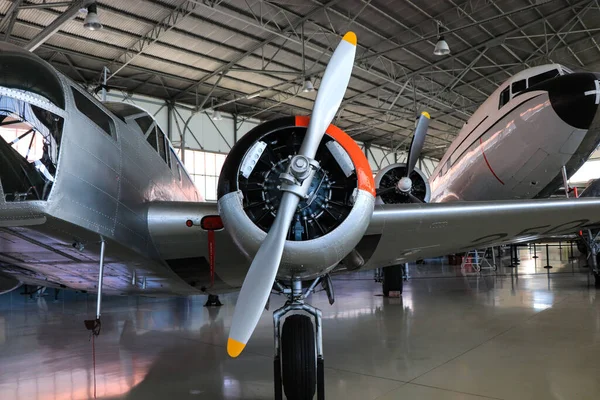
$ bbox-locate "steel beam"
[173,0,344,101]
[107,0,198,81]
[0,0,23,34]
[24,0,93,52]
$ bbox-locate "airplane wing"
[363,197,600,268]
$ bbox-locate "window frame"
[511,79,527,96]
[498,87,510,109]
[70,87,116,140]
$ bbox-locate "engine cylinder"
[217,117,375,279]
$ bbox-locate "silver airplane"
[2,33,600,399]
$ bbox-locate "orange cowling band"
[295,116,375,197]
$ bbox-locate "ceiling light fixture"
[212,109,223,121]
[433,21,450,56]
[83,3,103,31]
[302,79,314,93]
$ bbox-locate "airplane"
[2,32,600,400]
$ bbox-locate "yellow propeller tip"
[421,111,431,119]
[343,31,357,46]
[227,338,246,358]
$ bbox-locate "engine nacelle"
[375,163,431,204]
[217,117,375,280]
[0,272,21,295]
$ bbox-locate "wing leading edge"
[364,198,600,267]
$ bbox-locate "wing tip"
[343,31,357,46]
[227,338,246,358]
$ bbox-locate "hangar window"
[499,87,510,109]
[511,79,526,96]
[71,88,114,138]
[178,148,226,201]
[528,69,559,87]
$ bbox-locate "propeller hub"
[397,177,412,193]
[290,155,311,180]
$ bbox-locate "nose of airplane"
[543,72,599,130]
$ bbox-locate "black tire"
[281,314,316,400]
[382,265,403,297]
[594,273,600,289]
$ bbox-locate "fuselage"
[430,64,600,202]
[0,43,212,295]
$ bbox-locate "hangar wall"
[105,93,439,200]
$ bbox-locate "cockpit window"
[71,88,114,138]
[135,115,169,164]
[528,69,559,88]
[0,89,64,201]
[511,80,526,96]
[135,115,154,137]
[499,87,510,109]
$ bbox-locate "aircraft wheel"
[594,273,600,289]
[383,265,403,297]
[281,314,316,400]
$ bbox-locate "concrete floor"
[1,245,599,400]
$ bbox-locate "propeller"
[227,31,358,358]
[376,111,430,202]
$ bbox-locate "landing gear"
[204,294,222,307]
[273,276,331,400]
[84,237,106,337]
[281,315,317,400]
[382,264,403,297]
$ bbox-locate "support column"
[167,102,174,142]
[233,114,238,144]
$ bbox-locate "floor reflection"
[0,244,598,399]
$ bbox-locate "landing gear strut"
[84,237,105,336]
[273,275,333,400]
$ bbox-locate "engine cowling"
[217,116,375,280]
[375,163,431,204]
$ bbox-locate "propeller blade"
[408,193,424,203]
[227,31,357,358]
[301,31,357,159]
[227,192,300,357]
[405,111,430,176]
[376,186,396,197]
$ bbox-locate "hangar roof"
[1,0,599,158]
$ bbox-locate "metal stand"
[506,245,516,268]
[204,294,222,307]
[84,237,105,336]
[513,245,520,266]
[532,243,539,259]
[273,276,331,400]
[461,248,497,272]
[543,244,552,270]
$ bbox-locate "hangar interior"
[2,1,600,400]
